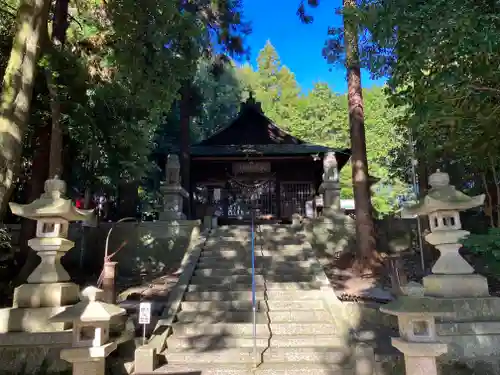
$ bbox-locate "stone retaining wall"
[6,220,200,277]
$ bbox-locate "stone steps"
[201,246,309,258]
[154,362,351,375]
[189,274,316,285]
[172,322,339,336]
[196,256,274,268]
[152,225,361,375]
[193,267,317,277]
[175,309,333,324]
[180,299,326,311]
[195,258,314,269]
[186,281,322,292]
[198,254,310,268]
[182,289,324,301]
[167,334,346,349]
[164,346,350,365]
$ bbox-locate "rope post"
[98,217,137,303]
[102,261,118,304]
[251,208,257,368]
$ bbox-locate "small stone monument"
[50,287,125,375]
[0,177,94,333]
[159,154,188,220]
[401,169,487,297]
[319,151,341,212]
[381,282,452,375]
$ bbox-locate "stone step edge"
[163,347,352,364]
[164,346,351,353]
[182,294,324,301]
[152,362,353,375]
[179,305,326,312]
[166,334,348,348]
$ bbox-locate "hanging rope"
[226,172,276,189]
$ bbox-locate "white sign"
[232,161,271,174]
[341,199,355,210]
[138,302,152,325]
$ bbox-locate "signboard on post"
[139,302,152,345]
[139,302,151,325]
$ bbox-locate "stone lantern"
[159,154,188,220]
[401,169,487,298]
[0,177,94,333]
[50,286,125,375]
[381,282,453,375]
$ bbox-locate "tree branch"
[0,0,17,16]
[0,6,15,18]
[469,85,500,95]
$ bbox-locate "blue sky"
[241,0,386,94]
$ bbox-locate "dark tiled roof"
[190,98,351,169]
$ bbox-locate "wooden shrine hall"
[189,96,351,222]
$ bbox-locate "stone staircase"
[152,225,373,374]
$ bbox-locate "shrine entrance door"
[226,176,277,220]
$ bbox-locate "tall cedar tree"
[298,0,379,274]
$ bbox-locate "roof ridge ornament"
[242,90,263,114]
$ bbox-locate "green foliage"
[191,59,243,140]
[352,0,500,193]
[463,228,500,275]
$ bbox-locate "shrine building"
[189,96,351,223]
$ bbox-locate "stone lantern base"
[0,238,80,333]
[0,305,73,333]
[423,274,489,298]
[0,276,79,332]
[60,342,117,375]
[430,297,500,365]
[13,282,80,309]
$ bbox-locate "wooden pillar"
[188,166,194,219]
[276,179,281,219]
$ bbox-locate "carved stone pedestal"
[159,185,188,220]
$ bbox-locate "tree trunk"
[343,0,379,274]
[46,0,70,179]
[417,160,429,198]
[0,0,51,218]
[180,84,191,218]
[46,70,64,178]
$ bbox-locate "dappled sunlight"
[140,223,386,374]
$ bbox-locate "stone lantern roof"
[50,287,125,323]
[402,170,485,217]
[9,177,94,222]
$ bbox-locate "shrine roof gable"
[193,105,305,147]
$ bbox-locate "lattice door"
[280,182,314,217]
